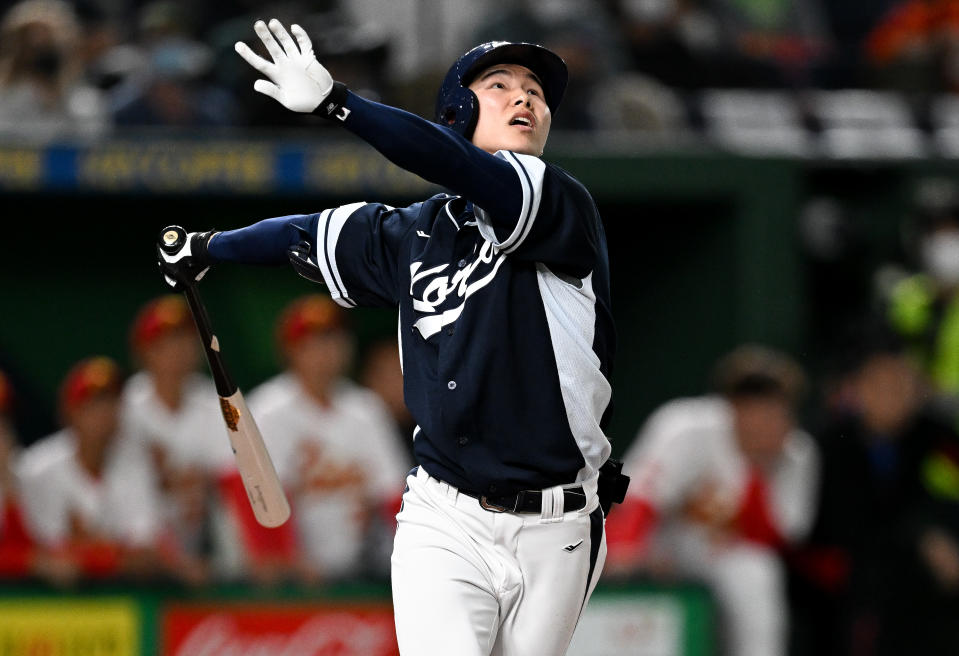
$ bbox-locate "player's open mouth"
[509,112,535,130]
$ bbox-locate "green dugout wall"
[0,138,952,449]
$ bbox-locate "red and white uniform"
[609,396,820,656]
[123,371,235,568]
[123,371,232,474]
[249,373,411,580]
[17,426,161,551]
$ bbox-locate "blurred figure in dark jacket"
[792,327,959,656]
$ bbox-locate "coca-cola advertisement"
[161,603,399,656]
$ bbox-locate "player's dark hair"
[712,344,805,406]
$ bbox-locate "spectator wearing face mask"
[0,0,109,141]
[883,177,959,395]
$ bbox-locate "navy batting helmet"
[435,41,568,139]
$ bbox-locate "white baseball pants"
[391,466,606,656]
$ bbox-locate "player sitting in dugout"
[157,20,628,656]
[604,345,820,656]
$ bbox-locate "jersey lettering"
[410,240,506,338]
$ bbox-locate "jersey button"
[447,380,457,390]
[457,258,467,268]
[446,326,454,336]
[457,436,469,446]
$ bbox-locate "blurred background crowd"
[2,1,959,656]
[2,0,959,150]
[0,293,414,591]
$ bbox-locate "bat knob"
[158,225,187,254]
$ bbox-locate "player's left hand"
[235,19,333,113]
[156,226,217,291]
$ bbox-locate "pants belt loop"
[444,480,458,503]
[540,486,565,523]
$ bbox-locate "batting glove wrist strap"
[313,82,349,121]
[157,228,218,291]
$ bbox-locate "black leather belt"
[459,486,587,514]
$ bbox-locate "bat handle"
[156,225,237,398]
[180,284,237,398]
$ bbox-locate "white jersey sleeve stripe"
[474,151,545,253]
[316,202,368,308]
[314,209,342,303]
[501,152,544,254]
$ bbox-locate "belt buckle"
[479,495,511,513]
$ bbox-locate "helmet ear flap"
[436,87,479,139]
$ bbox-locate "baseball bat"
[158,226,291,528]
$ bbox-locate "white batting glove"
[234,19,333,113]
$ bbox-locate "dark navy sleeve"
[207,214,316,264]
[311,201,413,309]
[208,203,412,308]
[473,155,600,279]
[341,92,523,223]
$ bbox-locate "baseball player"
[17,357,164,581]
[158,20,622,655]
[605,345,820,656]
[248,294,410,582]
[123,295,234,582]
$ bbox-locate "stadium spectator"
[882,177,959,395]
[705,0,834,88]
[611,0,721,91]
[866,0,959,93]
[0,0,109,141]
[470,0,631,130]
[605,344,820,656]
[791,329,959,656]
[123,295,231,586]
[111,0,237,127]
[244,294,411,584]
[17,357,165,585]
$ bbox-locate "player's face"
[854,353,920,435]
[731,396,792,469]
[469,64,552,156]
[67,394,120,449]
[286,331,353,389]
[141,330,201,379]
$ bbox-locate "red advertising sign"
[162,602,399,656]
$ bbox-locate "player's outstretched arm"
[234,19,333,113]
[235,19,523,222]
[156,215,323,275]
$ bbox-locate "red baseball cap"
[59,356,122,412]
[130,295,192,351]
[276,295,346,348]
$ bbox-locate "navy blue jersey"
[207,92,614,497]
[308,152,613,496]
